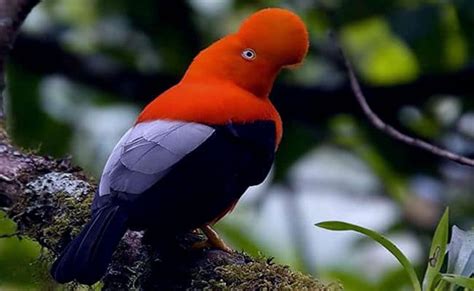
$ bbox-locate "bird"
[50,7,309,285]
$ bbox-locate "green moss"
[190,257,342,290]
[40,192,94,249]
[9,186,94,251]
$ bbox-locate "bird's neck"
[137,80,283,144]
[182,71,277,98]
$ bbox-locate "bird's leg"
[191,224,233,253]
[201,224,233,253]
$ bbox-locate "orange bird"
[51,8,309,284]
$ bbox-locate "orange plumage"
[138,8,309,144]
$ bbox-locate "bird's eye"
[241,48,256,61]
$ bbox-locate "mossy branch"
[0,125,339,290]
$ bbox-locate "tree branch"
[335,36,474,167]
[0,124,336,289]
[0,0,40,117]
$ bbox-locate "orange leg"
[192,224,233,253]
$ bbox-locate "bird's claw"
[191,225,233,253]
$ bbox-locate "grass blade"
[316,221,421,291]
[422,208,450,291]
[440,273,474,289]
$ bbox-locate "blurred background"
[1,0,473,290]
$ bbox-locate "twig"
[332,34,474,168]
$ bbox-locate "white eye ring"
[241,48,256,60]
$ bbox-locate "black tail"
[50,205,128,285]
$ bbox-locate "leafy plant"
[316,208,474,290]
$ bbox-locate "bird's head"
[182,8,309,97]
[237,8,309,67]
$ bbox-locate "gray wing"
[98,120,215,196]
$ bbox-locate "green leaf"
[433,275,448,291]
[316,221,421,291]
[440,273,474,289]
[422,208,450,291]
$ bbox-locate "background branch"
[335,36,474,167]
[0,0,40,117]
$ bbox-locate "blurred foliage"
[2,0,474,289]
[274,121,319,182]
[325,265,412,291]
[7,65,72,156]
[330,115,409,203]
[0,212,41,289]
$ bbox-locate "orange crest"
[138,8,310,146]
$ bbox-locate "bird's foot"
[191,224,233,253]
